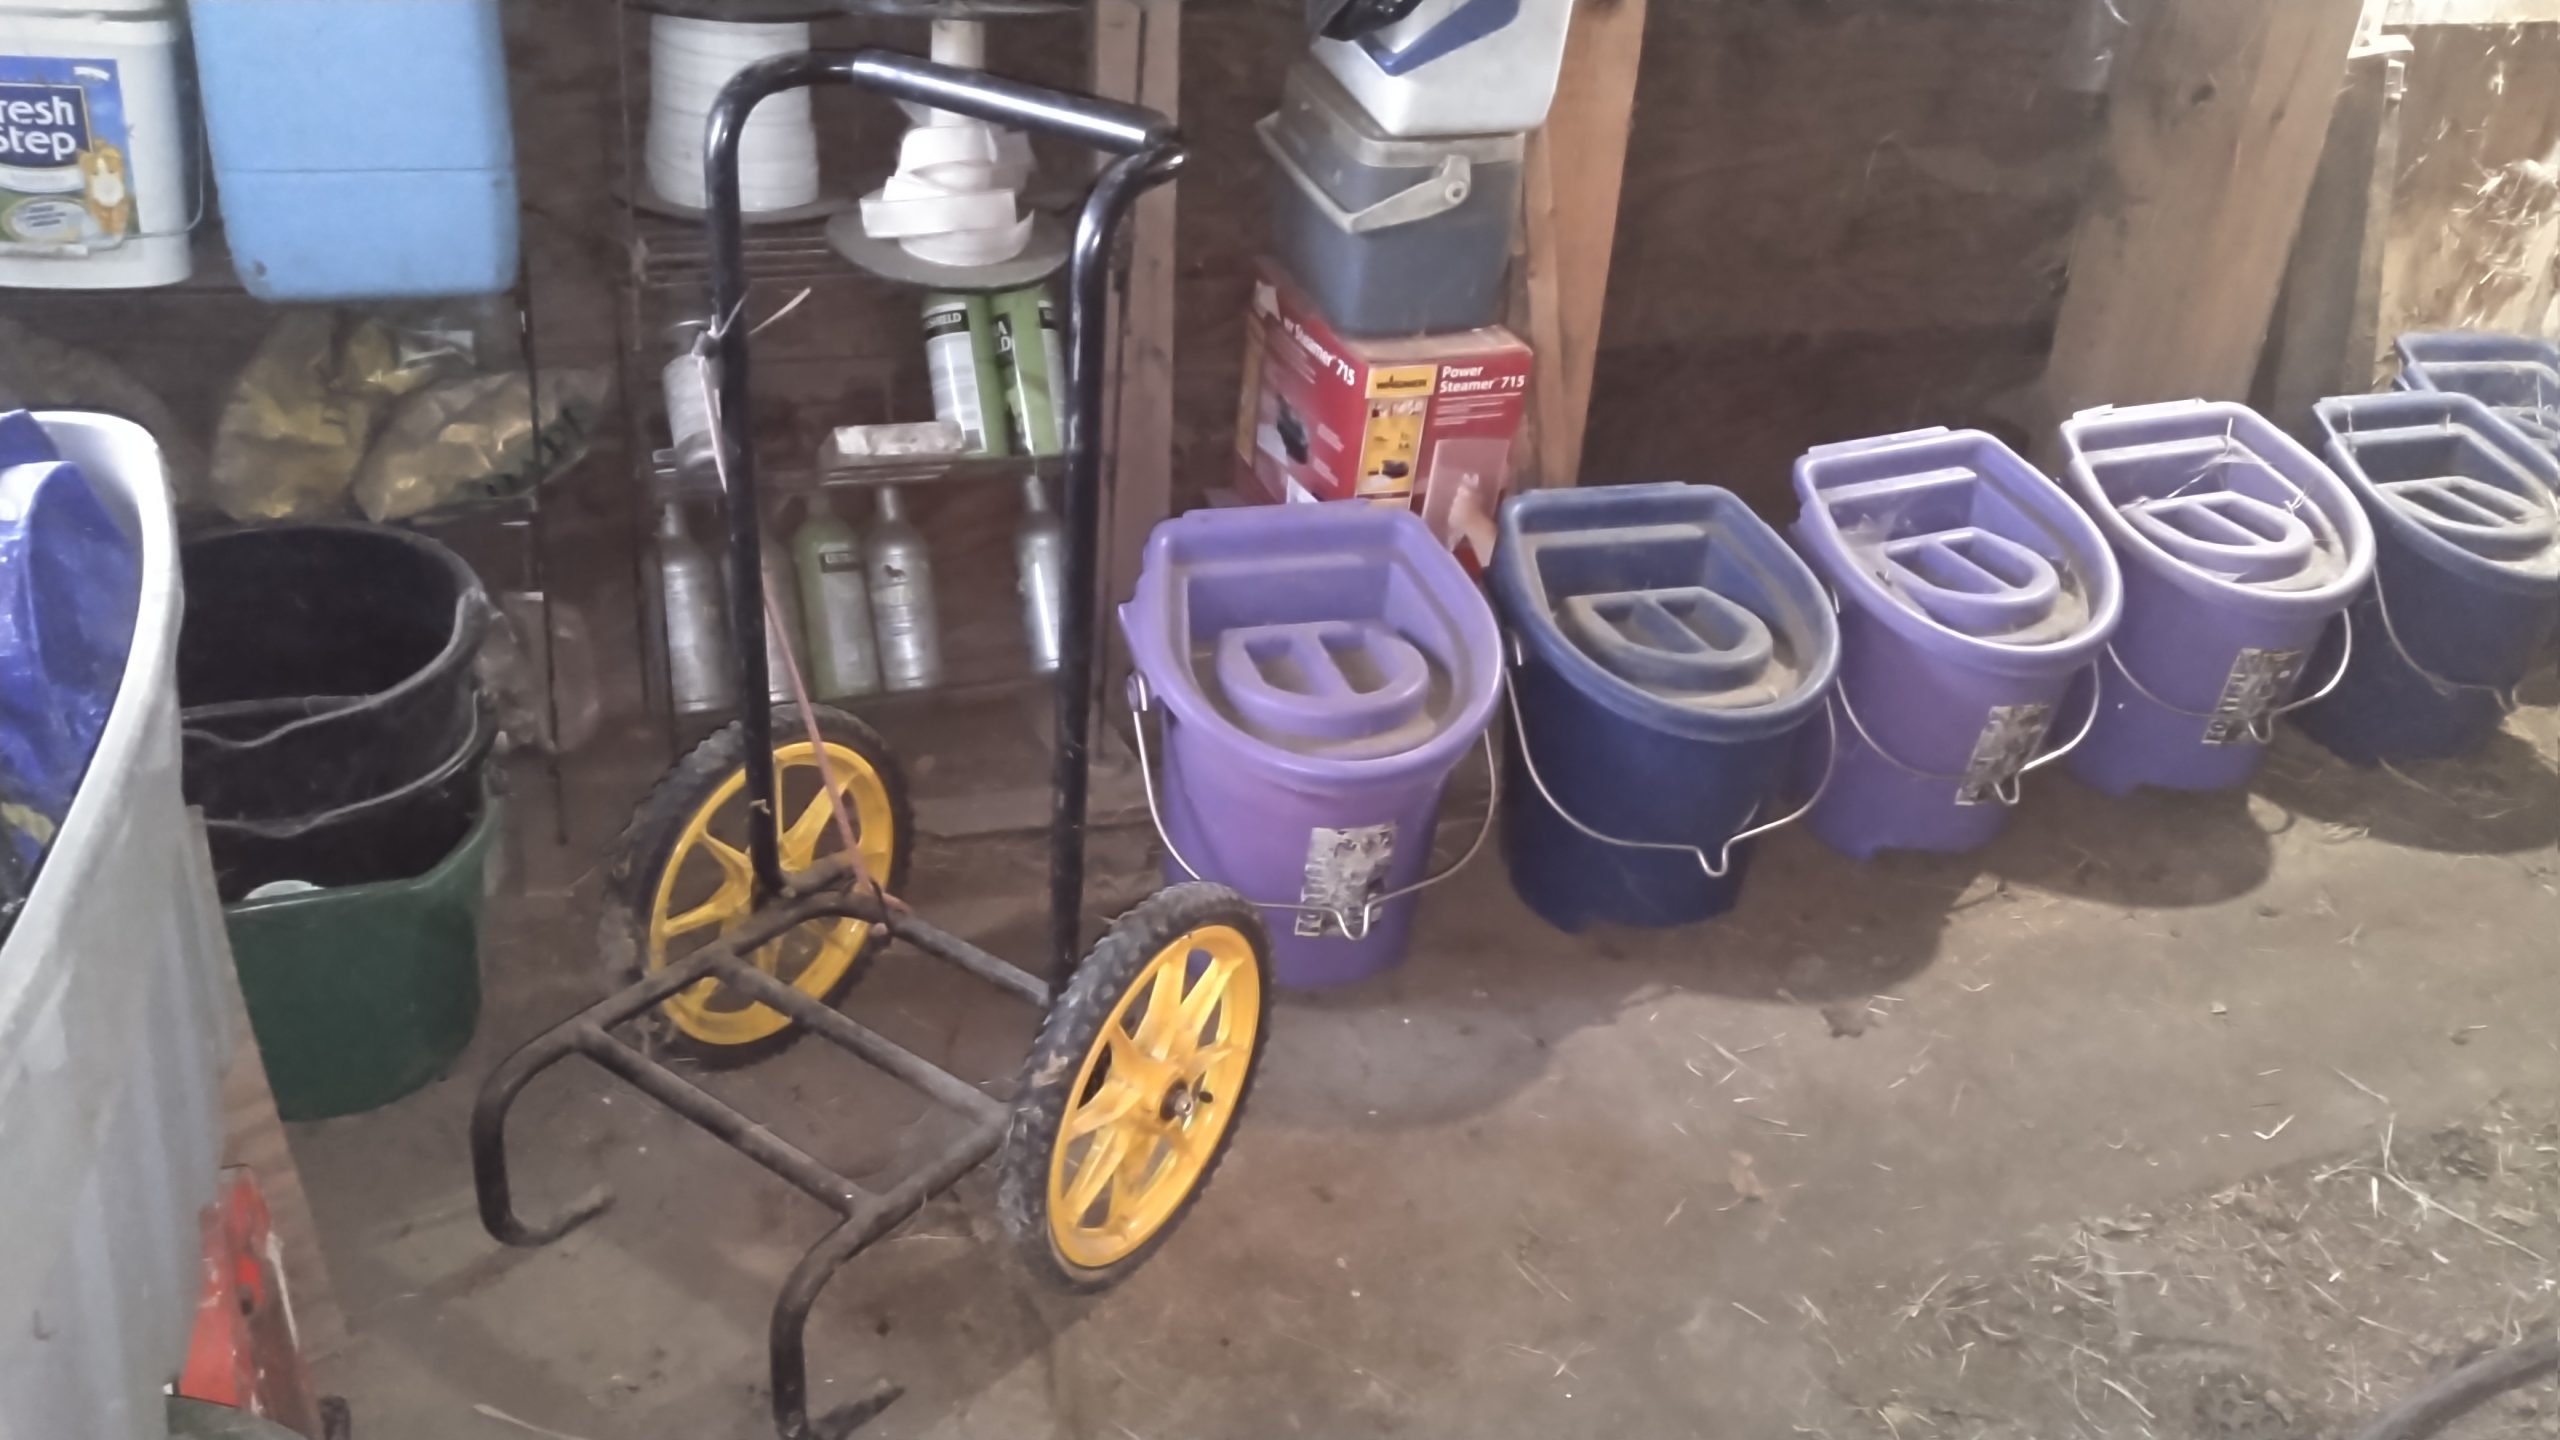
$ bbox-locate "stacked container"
[2056,401,2374,795]
[1258,63,1523,339]
[1790,428,2122,859]
[2301,391,2560,763]
[1121,504,1501,988]
[1492,484,1839,932]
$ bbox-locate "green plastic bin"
[224,793,500,1121]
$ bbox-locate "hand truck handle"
[696,50,1182,970]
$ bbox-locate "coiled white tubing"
[645,15,819,212]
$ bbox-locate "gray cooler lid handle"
[1255,114,1472,235]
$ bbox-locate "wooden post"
[1092,0,1179,654]
[2038,0,2366,452]
[2258,46,2408,438]
[1517,0,1647,489]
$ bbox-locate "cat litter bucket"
[1121,504,1501,987]
[1790,428,2121,859]
[2298,391,2560,763]
[2394,332,2558,457]
[2055,401,2373,794]
[1491,483,1838,932]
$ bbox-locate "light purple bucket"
[2056,401,2374,795]
[1790,428,2122,859]
[1120,504,1502,987]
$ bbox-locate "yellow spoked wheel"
[601,705,911,1066]
[999,884,1272,1290]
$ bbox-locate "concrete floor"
[294,687,2560,1440]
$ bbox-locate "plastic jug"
[1491,483,1838,932]
[1790,428,2121,859]
[2056,401,2374,794]
[1121,504,1500,987]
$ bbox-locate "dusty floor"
[293,683,2560,1440]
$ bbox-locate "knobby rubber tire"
[597,705,912,1068]
[997,883,1273,1292]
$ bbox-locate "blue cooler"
[191,0,519,299]
[1491,484,1839,932]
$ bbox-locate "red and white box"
[1232,260,1532,572]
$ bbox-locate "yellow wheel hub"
[1046,924,1262,1270]
[647,739,897,1048]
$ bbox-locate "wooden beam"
[1092,0,1179,626]
[1519,0,1647,488]
[2257,49,2407,437]
[2038,0,2366,449]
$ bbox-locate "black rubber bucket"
[204,696,498,903]
[179,524,489,822]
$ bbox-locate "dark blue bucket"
[2394,332,2559,458]
[2297,391,2560,763]
[1490,484,1838,932]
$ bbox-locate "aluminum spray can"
[656,502,737,715]
[865,485,943,691]
[922,292,1010,456]
[1013,474,1066,673]
[791,492,883,699]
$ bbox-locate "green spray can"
[922,292,1011,456]
[992,284,1068,457]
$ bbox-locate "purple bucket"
[1120,504,1501,987]
[1790,429,2122,859]
[2057,402,2374,795]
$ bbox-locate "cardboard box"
[1233,260,1532,572]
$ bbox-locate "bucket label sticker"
[1955,702,2054,806]
[2202,646,2307,746]
[0,58,136,251]
[1296,823,1395,938]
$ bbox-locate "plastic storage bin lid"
[1121,503,1501,779]
[1270,60,1526,176]
[2058,400,2373,608]
[1792,427,2121,667]
[2394,331,2560,454]
[2315,390,2560,594]
[1493,483,1838,741]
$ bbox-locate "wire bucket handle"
[2100,609,2358,746]
[1124,671,1497,942]
[1830,661,2101,808]
[1500,632,1835,879]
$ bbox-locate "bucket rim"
[1493,482,1840,742]
[2058,399,2378,615]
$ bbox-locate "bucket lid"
[2394,331,2560,455]
[1272,60,1526,175]
[2058,400,2374,609]
[1492,484,1838,741]
[1790,428,2121,668]
[1118,504,1501,778]
[2315,391,2560,593]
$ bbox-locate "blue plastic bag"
[0,410,141,907]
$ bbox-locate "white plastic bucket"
[0,413,228,1440]
[0,1,193,287]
